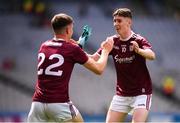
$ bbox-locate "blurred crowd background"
[0,0,180,122]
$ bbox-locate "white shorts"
[27,101,79,122]
[109,94,152,114]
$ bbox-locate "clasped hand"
[101,37,114,53]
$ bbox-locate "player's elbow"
[149,53,156,60]
[151,55,156,60]
[145,50,156,60]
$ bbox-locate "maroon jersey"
[98,33,153,96]
[33,39,88,103]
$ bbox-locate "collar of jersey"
[118,31,135,41]
[53,37,65,41]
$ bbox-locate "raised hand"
[131,41,139,53]
[101,37,114,53]
[78,25,92,48]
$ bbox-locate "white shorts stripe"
[146,94,151,110]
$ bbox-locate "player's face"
[113,15,131,35]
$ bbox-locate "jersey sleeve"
[140,38,152,49]
[72,46,88,64]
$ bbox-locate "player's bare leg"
[132,108,149,123]
[73,113,84,122]
[66,112,84,122]
[106,109,128,123]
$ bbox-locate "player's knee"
[132,111,148,122]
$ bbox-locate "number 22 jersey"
[33,39,88,103]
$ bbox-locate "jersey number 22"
[38,53,64,76]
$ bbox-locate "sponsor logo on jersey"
[114,55,135,63]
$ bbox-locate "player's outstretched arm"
[83,38,114,75]
[88,53,100,61]
[88,36,114,61]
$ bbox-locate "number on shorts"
[38,53,64,76]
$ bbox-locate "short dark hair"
[51,13,73,34]
[113,8,132,19]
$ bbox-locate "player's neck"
[54,34,69,41]
[119,30,133,41]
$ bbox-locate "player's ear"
[65,26,69,35]
[128,18,132,26]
